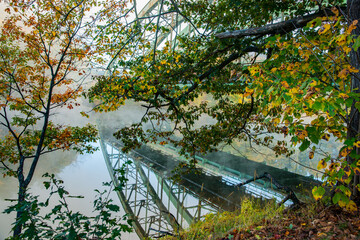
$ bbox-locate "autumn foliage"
[87,0,360,211]
[247,8,360,211]
[0,0,130,236]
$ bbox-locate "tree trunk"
[13,181,27,237]
[346,0,360,202]
[13,155,29,237]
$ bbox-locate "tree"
[345,0,360,204]
[88,0,360,209]
[0,0,129,236]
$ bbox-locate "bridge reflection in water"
[99,134,311,239]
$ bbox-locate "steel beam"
[99,138,147,239]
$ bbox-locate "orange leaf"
[347,20,358,34]
[338,68,349,79]
[281,81,289,89]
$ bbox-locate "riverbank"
[161,200,360,240]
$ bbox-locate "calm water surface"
[0,142,136,239]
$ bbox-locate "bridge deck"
[201,150,321,192]
[128,143,320,208]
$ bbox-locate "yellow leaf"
[310,80,317,87]
[343,46,352,54]
[338,200,346,208]
[339,93,349,99]
[249,66,260,76]
[344,166,352,177]
[312,186,325,201]
[336,34,347,46]
[317,232,327,237]
[52,31,56,37]
[346,200,357,212]
[244,87,254,97]
[309,151,314,159]
[272,118,280,127]
[289,87,299,95]
[319,24,331,35]
[354,141,360,148]
[347,65,359,73]
[317,159,327,170]
[354,167,360,175]
[271,54,279,60]
[339,147,352,157]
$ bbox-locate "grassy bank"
[161,199,360,240]
[162,198,284,240]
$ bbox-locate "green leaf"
[312,186,325,201]
[307,126,319,144]
[43,181,50,189]
[332,192,342,204]
[312,101,323,111]
[355,102,360,112]
[353,36,360,51]
[299,139,310,151]
[107,204,120,212]
[344,138,356,146]
[345,98,354,108]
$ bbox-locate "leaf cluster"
[4,173,133,239]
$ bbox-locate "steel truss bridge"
[99,133,295,239]
[105,0,199,72]
[100,137,220,239]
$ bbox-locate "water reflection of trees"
[0,150,78,200]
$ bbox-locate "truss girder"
[100,137,218,239]
[100,139,147,239]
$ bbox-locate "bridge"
[99,129,320,239]
[100,136,220,239]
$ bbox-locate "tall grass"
[162,197,284,240]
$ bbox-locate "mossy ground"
[161,198,360,240]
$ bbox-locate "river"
[0,101,144,239]
[0,141,135,239]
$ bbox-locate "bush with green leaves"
[4,173,132,240]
